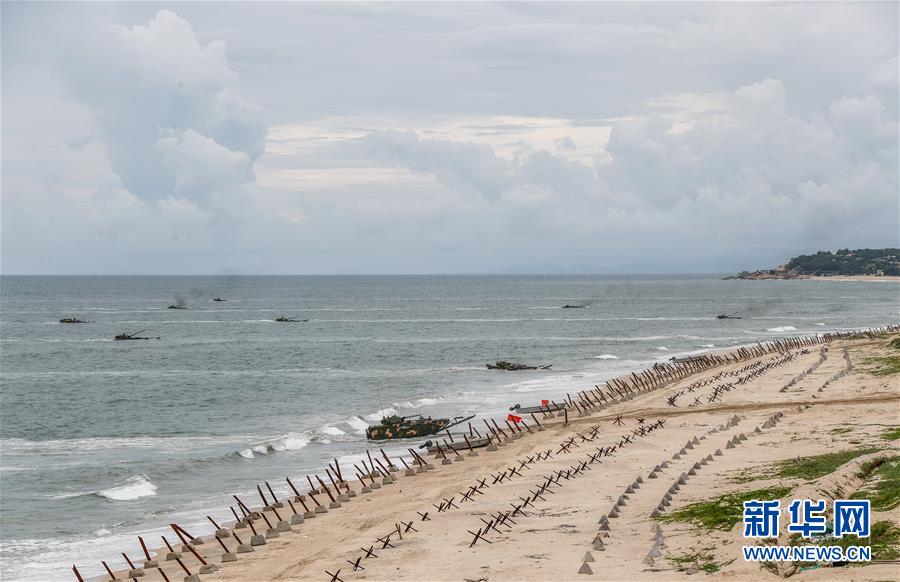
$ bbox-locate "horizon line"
[0,272,732,277]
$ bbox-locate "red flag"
[541,399,549,406]
[507,414,522,423]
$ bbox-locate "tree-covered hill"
[784,249,899,276]
[730,248,900,279]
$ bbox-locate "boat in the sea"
[58,317,89,324]
[212,298,227,302]
[423,436,492,454]
[366,413,475,440]
[486,360,552,371]
[114,329,156,340]
[167,304,187,310]
[509,401,567,414]
[274,315,309,322]
[716,312,741,319]
[561,304,587,309]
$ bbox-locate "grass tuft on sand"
[659,486,792,530]
[667,550,735,573]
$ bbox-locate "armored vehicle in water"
[561,304,586,309]
[366,413,474,440]
[114,329,157,340]
[59,317,88,324]
[486,360,552,371]
[275,315,309,322]
[716,312,742,320]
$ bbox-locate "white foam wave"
[96,475,157,501]
[0,435,246,454]
[365,408,398,421]
[765,326,797,332]
[700,343,715,348]
[814,322,826,326]
[656,346,669,351]
[594,354,619,360]
[245,433,311,456]
[345,416,370,433]
[320,426,346,436]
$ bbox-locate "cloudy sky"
[2,2,897,274]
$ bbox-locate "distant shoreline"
[727,273,900,282]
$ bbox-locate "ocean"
[1,275,897,580]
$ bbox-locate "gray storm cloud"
[1,3,897,274]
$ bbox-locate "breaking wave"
[96,475,157,501]
[594,354,619,359]
[765,326,797,332]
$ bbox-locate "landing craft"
[422,436,491,454]
[486,360,552,371]
[509,401,567,414]
[366,414,475,440]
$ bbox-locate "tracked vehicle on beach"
[366,413,474,440]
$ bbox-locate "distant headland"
[726,248,900,281]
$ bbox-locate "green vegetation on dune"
[771,449,881,481]
[866,355,900,376]
[881,426,900,441]
[658,486,792,530]
[853,457,900,511]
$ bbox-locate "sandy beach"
[798,276,900,283]
[93,328,900,582]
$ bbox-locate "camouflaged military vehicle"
[486,360,552,371]
[365,414,474,441]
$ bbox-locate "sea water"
[1,275,897,580]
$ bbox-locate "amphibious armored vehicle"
[114,329,157,340]
[366,413,474,441]
[274,315,309,322]
[486,360,552,371]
